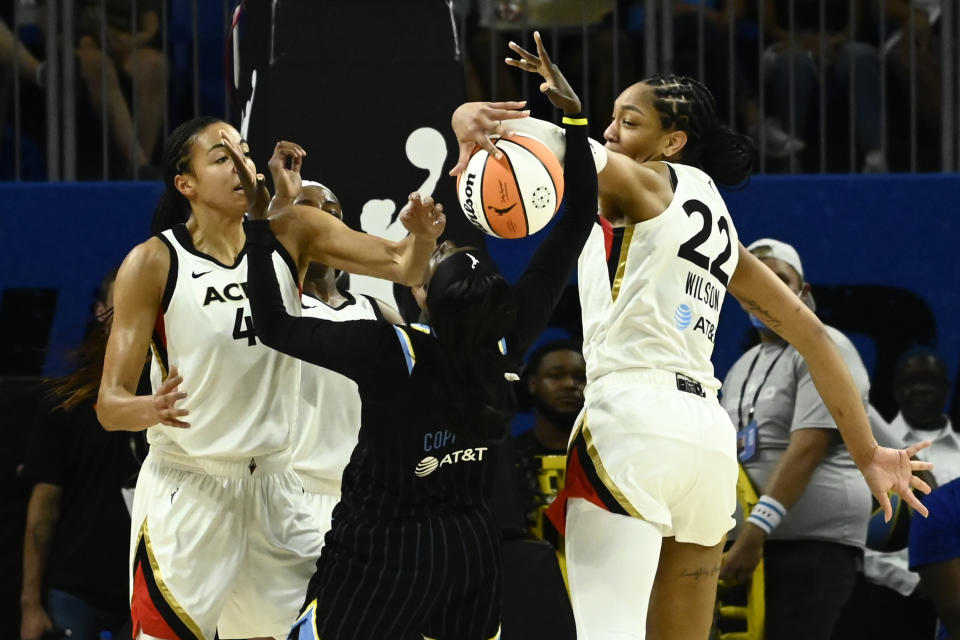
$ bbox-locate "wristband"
[747,495,786,535]
[562,116,588,126]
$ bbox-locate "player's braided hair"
[645,74,755,187]
[151,116,226,234]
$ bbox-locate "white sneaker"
[749,118,805,158]
[862,149,888,173]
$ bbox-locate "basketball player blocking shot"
[452,31,935,640]
[96,117,444,640]
[231,83,595,639]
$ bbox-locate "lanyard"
[737,345,788,429]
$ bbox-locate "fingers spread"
[450,144,474,175]
[903,490,930,518]
[508,41,538,62]
[876,492,894,523]
[478,136,502,160]
[905,440,933,457]
[910,475,932,495]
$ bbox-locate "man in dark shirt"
[513,339,586,536]
[20,397,143,640]
[20,273,145,640]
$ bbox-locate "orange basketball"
[456,133,565,239]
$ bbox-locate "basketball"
[866,491,912,552]
[456,133,565,239]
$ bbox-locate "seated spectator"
[761,0,886,172]
[673,0,804,159]
[0,19,43,156]
[75,0,166,166]
[0,2,164,179]
[876,0,941,145]
[512,339,586,535]
[909,476,960,640]
[19,269,144,640]
[719,238,872,640]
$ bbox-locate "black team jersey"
[244,118,597,640]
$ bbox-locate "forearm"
[395,233,437,287]
[134,12,160,46]
[96,384,156,431]
[513,117,597,350]
[798,335,876,467]
[21,498,58,606]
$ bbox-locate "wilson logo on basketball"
[414,447,490,477]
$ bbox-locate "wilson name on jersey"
[294,291,382,487]
[579,162,739,391]
[148,224,302,459]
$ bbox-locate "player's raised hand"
[861,441,934,521]
[152,365,190,428]
[506,31,582,116]
[399,192,446,241]
[449,101,529,177]
[267,140,307,204]
[220,129,270,219]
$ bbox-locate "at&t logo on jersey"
[673,302,717,342]
[414,447,489,477]
[674,304,693,329]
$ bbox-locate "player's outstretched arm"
[269,192,445,287]
[97,239,190,431]
[729,243,933,520]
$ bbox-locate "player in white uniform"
[450,32,936,640]
[291,180,403,539]
[97,118,445,640]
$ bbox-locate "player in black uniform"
[241,45,593,640]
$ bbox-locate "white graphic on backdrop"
[350,127,448,308]
[240,70,257,139]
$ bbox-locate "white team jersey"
[148,225,302,459]
[579,162,739,391]
[294,291,380,491]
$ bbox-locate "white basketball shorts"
[129,448,323,640]
[548,369,738,546]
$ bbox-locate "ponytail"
[700,123,755,188]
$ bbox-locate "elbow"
[95,389,121,431]
[253,320,285,352]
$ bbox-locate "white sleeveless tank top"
[293,291,380,489]
[579,162,740,391]
[147,224,302,459]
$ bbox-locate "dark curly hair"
[644,74,755,187]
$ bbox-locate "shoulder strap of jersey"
[392,325,417,375]
[153,231,179,313]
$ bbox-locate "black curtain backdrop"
[237,0,487,300]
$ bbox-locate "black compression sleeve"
[511,117,598,353]
[243,220,398,385]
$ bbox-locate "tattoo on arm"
[680,566,721,580]
[738,296,782,330]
